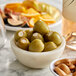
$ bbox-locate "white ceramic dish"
[0,3,62,32]
[10,36,65,68]
[50,57,76,76]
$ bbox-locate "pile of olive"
[14,20,62,52]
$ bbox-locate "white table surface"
[0,0,73,76]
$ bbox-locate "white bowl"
[50,57,76,76]
[10,36,65,68]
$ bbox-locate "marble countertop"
[1,0,76,76]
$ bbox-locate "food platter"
[0,1,61,31]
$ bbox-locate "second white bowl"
[49,57,76,76]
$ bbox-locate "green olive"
[16,37,30,50]
[44,42,57,52]
[44,31,62,45]
[14,30,27,42]
[25,29,33,41]
[33,20,49,35]
[50,32,62,46]
[44,31,53,42]
[31,33,44,42]
[29,39,44,52]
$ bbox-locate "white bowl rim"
[10,36,66,55]
[49,18,62,28]
[49,57,76,76]
[0,3,62,31]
